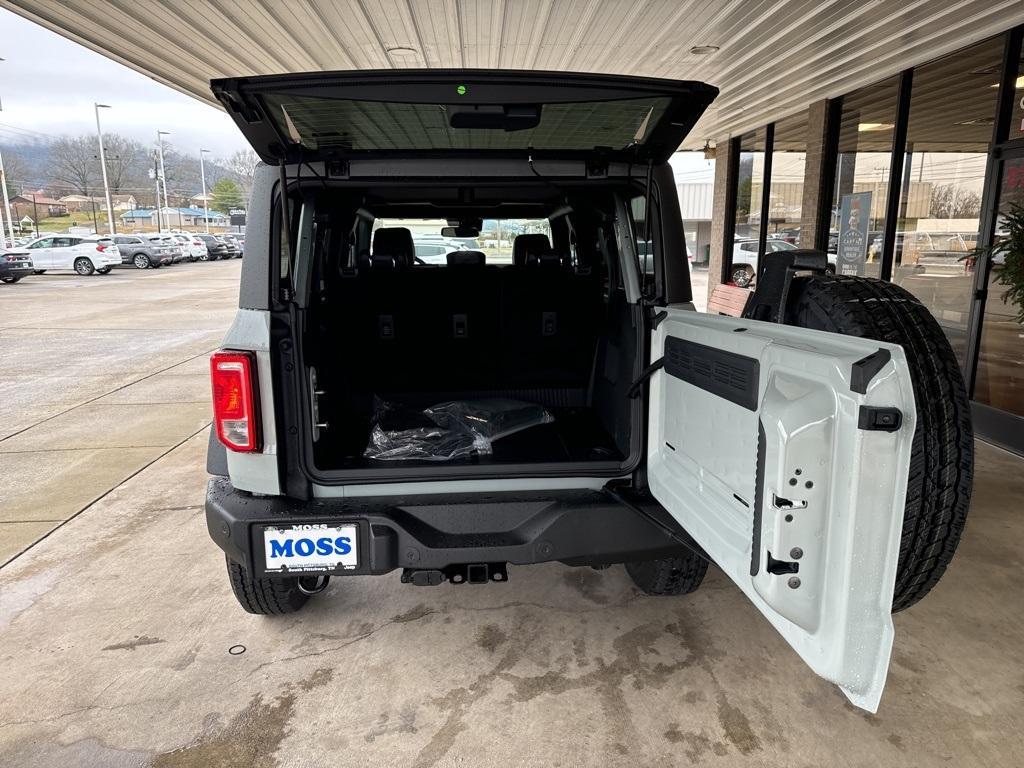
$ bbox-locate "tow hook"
[297,574,330,595]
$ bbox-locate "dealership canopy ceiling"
[3,0,1023,149]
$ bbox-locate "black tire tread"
[786,274,973,612]
[626,551,709,596]
[225,556,309,615]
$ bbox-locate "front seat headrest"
[372,227,415,268]
[446,250,486,266]
[512,233,552,267]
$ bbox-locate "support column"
[706,136,737,304]
[798,99,834,250]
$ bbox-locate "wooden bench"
[707,284,751,317]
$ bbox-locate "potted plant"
[983,202,1024,323]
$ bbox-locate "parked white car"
[413,239,466,264]
[21,234,121,275]
[730,239,836,287]
[172,234,207,261]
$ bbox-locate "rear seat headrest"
[525,252,566,268]
[372,227,414,268]
[446,250,486,267]
[512,233,552,267]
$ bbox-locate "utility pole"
[31,193,38,236]
[151,152,162,232]
[94,103,116,235]
[157,130,170,231]
[0,150,16,247]
[199,148,211,234]
[0,57,15,247]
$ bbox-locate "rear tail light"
[96,244,107,252]
[210,351,261,452]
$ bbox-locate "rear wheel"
[74,257,95,276]
[225,556,311,615]
[731,265,754,288]
[785,274,973,612]
[133,254,151,269]
[199,252,210,261]
[626,550,709,596]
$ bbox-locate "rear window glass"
[262,95,670,153]
[371,218,551,266]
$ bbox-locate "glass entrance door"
[971,147,1024,449]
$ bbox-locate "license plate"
[262,523,358,574]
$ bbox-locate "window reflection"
[892,38,1002,366]
[831,76,900,279]
[975,155,1024,417]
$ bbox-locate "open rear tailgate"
[211,69,717,164]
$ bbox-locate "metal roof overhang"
[3,0,1023,148]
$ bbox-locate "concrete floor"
[1,261,1022,767]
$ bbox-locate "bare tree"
[929,183,982,219]
[225,149,259,179]
[99,134,146,193]
[1,151,28,197]
[50,136,99,195]
[224,148,259,197]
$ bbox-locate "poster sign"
[229,208,247,226]
[837,191,871,276]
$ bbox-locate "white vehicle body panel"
[220,308,281,495]
[646,309,915,712]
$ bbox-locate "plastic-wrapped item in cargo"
[364,398,554,461]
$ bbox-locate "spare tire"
[784,274,973,612]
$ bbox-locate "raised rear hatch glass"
[211,69,717,164]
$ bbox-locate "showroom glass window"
[831,76,900,278]
[975,153,1024,417]
[892,38,1003,366]
[767,111,808,246]
[1009,46,1024,142]
[733,129,767,245]
[728,129,767,285]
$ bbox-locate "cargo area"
[297,189,644,478]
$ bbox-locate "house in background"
[119,207,228,229]
[59,193,139,212]
[10,193,67,219]
[110,195,138,211]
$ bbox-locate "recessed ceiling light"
[857,122,894,132]
[386,46,419,58]
[689,45,720,55]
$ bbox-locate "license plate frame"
[259,522,361,575]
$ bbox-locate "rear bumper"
[205,477,686,578]
[2,266,34,278]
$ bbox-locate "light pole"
[94,103,116,235]
[0,58,15,246]
[199,148,211,233]
[156,130,170,230]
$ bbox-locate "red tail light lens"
[210,351,260,452]
[96,244,107,252]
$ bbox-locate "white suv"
[22,234,121,275]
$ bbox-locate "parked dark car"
[112,235,172,269]
[217,235,241,259]
[196,234,230,260]
[221,234,244,257]
[1,250,34,283]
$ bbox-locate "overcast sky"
[0,8,249,158]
